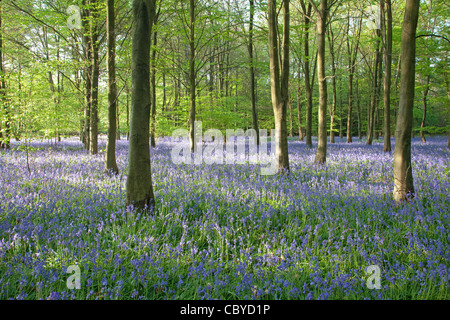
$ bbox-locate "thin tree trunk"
[126,81,130,141]
[189,0,196,153]
[382,0,392,151]
[297,78,304,140]
[346,12,361,144]
[356,77,362,140]
[314,0,328,165]
[393,0,420,203]
[367,29,382,145]
[162,72,166,113]
[0,2,10,149]
[81,0,91,150]
[105,0,119,175]
[249,0,260,145]
[300,1,313,147]
[339,79,343,139]
[89,0,99,155]
[289,95,293,137]
[420,74,430,143]
[127,0,156,209]
[327,26,337,144]
[117,105,121,140]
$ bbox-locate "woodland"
[0,0,449,301]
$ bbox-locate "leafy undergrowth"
[0,136,449,300]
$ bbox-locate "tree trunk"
[346,12,361,144]
[249,0,260,145]
[82,0,91,151]
[90,0,99,155]
[162,72,166,113]
[356,77,362,140]
[150,13,159,148]
[339,79,343,139]
[116,105,121,140]
[327,26,337,144]
[367,29,382,145]
[382,0,392,152]
[0,2,9,150]
[268,0,290,173]
[297,70,305,141]
[127,0,156,210]
[105,0,119,175]
[393,0,420,204]
[420,74,430,143]
[126,81,130,141]
[301,2,313,147]
[189,0,196,153]
[314,0,328,165]
[289,96,293,138]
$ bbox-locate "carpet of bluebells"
[0,135,449,300]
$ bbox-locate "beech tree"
[382,0,392,152]
[105,0,119,175]
[268,0,290,173]
[0,0,10,150]
[248,0,259,145]
[312,0,328,165]
[393,0,420,203]
[126,0,156,209]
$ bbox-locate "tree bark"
[382,0,392,152]
[90,0,99,155]
[367,29,382,145]
[356,77,362,140]
[268,0,290,173]
[189,0,196,153]
[105,0,119,175]
[327,25,337,144]
[297,69,305,141]
[0,2,9,149]
[420,74,430,143]
[127,0,156,210]
[393,0,420,204]
[314,0,328,165]
[150,11,160,148]
[249,0,260,145]
[346,12,361,144]
[82,0,91,151]
[300,2,313,147]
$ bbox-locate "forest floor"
[0,136,449,300]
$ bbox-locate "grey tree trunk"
[268,0,290,173]
[150,11,159,148]
[356,77,362,140]
[297,70,305,141]
[314,0,328,165]
[420,74,430,143]
[393,0,420,203]
[105,0,119,175]
[82,0,91,151]
[367,29,382,145]
[327,25,337,144]
[0,2,9,150]
[249,0,260,145]
[346,13,361,144]
[382,0,392,152]
[189,0,196,153]
[90,0,99,155]
[300,1,313,147]
[127,0,156,210]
